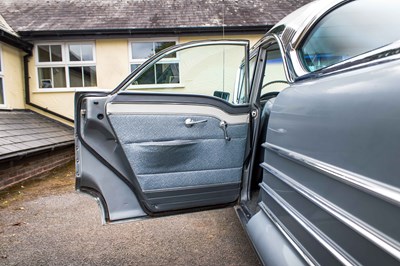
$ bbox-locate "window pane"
[52,67,66,88]
[261,48,287,94]
[81,44,93,61]
[155,42,176,58]
[0,78,4,104]
[69,67,83,87]
[131,64,140,72]
[83,66,97,87]
[156,63,179,84]
[128,44,247,103]
[38,67,52,88]
[301,0,400,71]
[69,45,81,61]
[0,51,2,72]
[38,45,51,62]
[132,66,155,85]
[132,42,153,59]
[50,45,62,62]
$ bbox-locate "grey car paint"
[75,0,400,265]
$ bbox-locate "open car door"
[75,40,251,223]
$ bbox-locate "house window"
[129,40,179,86]
[36,43,97,89]
[0,45,4,105]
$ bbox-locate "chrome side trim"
[260,183,359,266]
[106,103,250,125]
[258,202,319,266]
[263,142,400,207]
[261,162,400,261]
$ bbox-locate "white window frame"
[35,41,97,92]
[0,44,6,107]
[128,38,182,89]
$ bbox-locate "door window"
[261,45,288,96]
[125,41,249,105]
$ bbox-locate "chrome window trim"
[264,142,400,207]
[261,162,400,260]
[260,182,359,266]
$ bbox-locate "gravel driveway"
[0,163,260,265]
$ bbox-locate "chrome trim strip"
[258,202,319,266]
[263,142,400,207]
[261,162,400,261]
[260,182,359,266]
[106,103,250,125]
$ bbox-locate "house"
[0,0,312,189]
[0,0,312,122]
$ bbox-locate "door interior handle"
[184,118,208,127]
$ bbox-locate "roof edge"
[0,140,74,163]
[18,25,271,40]
[0,29,32,52]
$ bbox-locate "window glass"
[69,67,83,87]
[83,66,97,87]
[69,44,94,62]
[38,45,62,62]
[69,66,97,87]
[132,42,154,59]
[52,67,66,87]
[38,67,52,88]
[156,63,179,84]
[69,45,81,61]
[130,40,178,86]
[81,45,94,61]
[236,54,257,104]
[51,45,62,61]
[127,43,248,104]
[38,67,66,88]
[36,43,96,89]
[301,0,400,72]
[155,42,176,58]
[261,48,287,95]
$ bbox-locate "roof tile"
[0,111,74,160]
[0,0,313,32]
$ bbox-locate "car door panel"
[252,60,400,265]
[77,92,250,221]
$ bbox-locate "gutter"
[0,30,32,53]
[18,25,271,40]
[23,54,74,123]
[0,140,74,163]
[0,29,73,123]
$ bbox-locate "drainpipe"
[23,53,74,123]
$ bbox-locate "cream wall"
[1,42,26,109]
[26,34,263,121]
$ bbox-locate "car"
[74,0,400,265]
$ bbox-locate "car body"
[75,0,400,265]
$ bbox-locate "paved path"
[0,164,260,266]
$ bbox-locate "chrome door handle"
[184,118,207,127]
